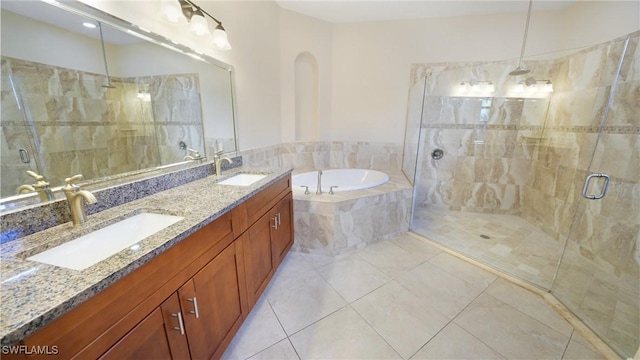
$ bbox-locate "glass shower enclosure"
[402,32,639,358]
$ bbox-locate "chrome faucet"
[214,150,232,178]
[316,170,323,195]
[16,170,54,203]
[63,174,97,226]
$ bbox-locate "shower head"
[510,0,534,76]
[509,65,530,76]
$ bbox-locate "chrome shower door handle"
[581,173,610,200]
[18,148,30,163]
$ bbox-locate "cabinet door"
[99,308,171,360]
[241,211,275,307]
[160,294,192,359]
[271,192,293,266]
[178,243,244,360]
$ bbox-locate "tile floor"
[222,234,604,360]
[411,207,565,289]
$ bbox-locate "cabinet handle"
[187,297,200,319]
[271,216,278,230]
[276,212,281,227]
[171,312,185,335]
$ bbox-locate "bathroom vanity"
[0,168,293,359]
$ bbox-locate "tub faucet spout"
[316,170,323,195]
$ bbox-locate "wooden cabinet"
[100,294,189,360]
[20,174,292,360]
[178,242,245,360]
[271,192,293,267]
[240,186,293,308]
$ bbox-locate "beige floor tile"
[298,252,339,269]
[396,261,485,318]
[412,207,564,289]
[356,240,430,279]
[390,235,442,260]
[265,269,347,335]
[352,281,450,359]
[249,339,300,360]
[428,252,497,289]
[222,296,287,360]
[486,279,574,337]
[455,293,570,359]
[562,339,604,360]
[411,323,504,359]
[270,251,315,284]
[289,306,402,360]
[317,254,391,302]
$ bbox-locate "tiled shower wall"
[410,32,639,243]
[413,96,548,215]
[0,57,204,197]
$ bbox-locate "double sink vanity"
[0,166,294,359]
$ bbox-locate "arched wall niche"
[294,51,319,141]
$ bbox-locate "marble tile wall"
[0,57,205,197]
[239,141,403,171]
[413,96,547,215]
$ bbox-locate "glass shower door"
[0,71,45,200]
[551,35,639,358]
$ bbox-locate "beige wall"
[77,0,639,149]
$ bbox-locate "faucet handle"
[64,174,84,190]
[26,170,50,188]
[26,170,45,181]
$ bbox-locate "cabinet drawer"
[231,175,291,237]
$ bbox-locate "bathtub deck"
[292,171,413,255]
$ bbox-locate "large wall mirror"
[0,0,237,211]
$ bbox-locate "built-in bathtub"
[293,169,389,193]
[291,169,413,256]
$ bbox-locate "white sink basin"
[27,213,184,270]
[218,173,267,186]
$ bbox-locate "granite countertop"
[0,166,292,346]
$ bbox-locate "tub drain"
[480,234,491,239]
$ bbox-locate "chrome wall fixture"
[459,80,495,93]
[159,0,232,50]
[515,77,554,93]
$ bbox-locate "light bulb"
[189,11,211,36]
[459,82,467,92]
[471,83,480,92]
[160,0,182,23]
[515,82,524,93]
[212,24,232,50]
[486,82,495,93]
[543,81,554,93]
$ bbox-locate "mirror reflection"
[0,0,237,207]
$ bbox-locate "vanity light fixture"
[459,80,495,93]
[160,0,232,50]
[519,77,554,93]
[82,22,97,29]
